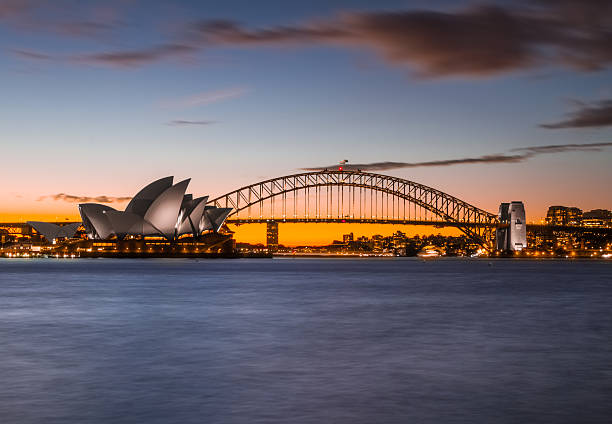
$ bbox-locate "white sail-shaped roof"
[27,221,62,242]
[181,194,193,209]
[176,194,195,234]
[58,222,82,238]
[125,176,173,217]
[144,179,191,239]
[177,196,208,236]
[27,221,81,242]
[104,211,148,239]
[79,204,116,239]
[200,207,232,233]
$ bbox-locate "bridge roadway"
[4,220,608,234]
[226,219,612,235]
[227,218,499,229]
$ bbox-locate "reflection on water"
[1,258,611,423]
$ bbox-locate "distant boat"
[417,246,443,258]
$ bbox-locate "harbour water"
[1,258,611,423]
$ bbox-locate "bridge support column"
[266,221,279,252]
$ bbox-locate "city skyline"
[1,0,611,245]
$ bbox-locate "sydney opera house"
[29,177,232,243]
[78,176,231,241]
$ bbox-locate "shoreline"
[1,252,610,260]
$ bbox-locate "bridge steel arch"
[210,170,499,248]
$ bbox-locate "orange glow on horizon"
[0,212,82,223]
[0,210,462,246]
[229,223,462,246]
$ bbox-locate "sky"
[1,0,611,245]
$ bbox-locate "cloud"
[197,8,533,78]
[9,1,612,76]
[197,19,346,44]
[540,100,612,129]
[301,155,526,171]
[11,44,198,68]
[11,48,53,61]
[160,87,248,108]
[75,44,197,67]
[55,20,115,37]
[302,142,612,171]
[167,119,217,126]
[193,1,612,78]
[512,141,612,153]
[38,193,132,203]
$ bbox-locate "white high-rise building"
[496,201,527,251]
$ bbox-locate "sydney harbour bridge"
[210,170,500,248]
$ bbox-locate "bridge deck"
[227,219,612,234]
[227,218,499,228]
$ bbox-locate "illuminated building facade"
[496,201,527,251]
[266,221,279,251]
[79,176,232,241]
[582,209,612,227]
[546,206,583,226]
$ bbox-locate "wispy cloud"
[74,44,197,67]
[511,142,612,153]
[167,119,217,126]
[54,20,116,38]
[540,100,612,129]
[160,87,248,108]
[38,193,132,203]
[301,155,526,171]
[192,1,612,78]
[301,142,612,171]
[12,43,198,68]
[11,48,54,61]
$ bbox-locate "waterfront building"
[546,206,583,226]
[0,224,32,237]
[566,207,583,225]
[343,232,354,243]
[496,201,527,251]
[582,209,612,227]
[266,221,279,252]
[370,234,385,252]
[391,231,407,249]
